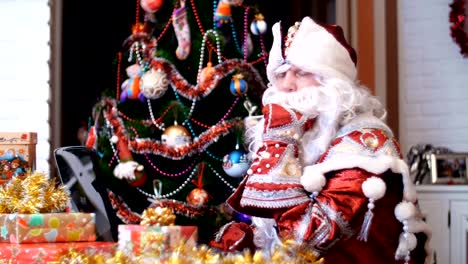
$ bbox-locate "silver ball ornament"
[140,69,169,99]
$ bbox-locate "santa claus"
[211,17,431,264]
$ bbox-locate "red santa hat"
[267,17,357,84]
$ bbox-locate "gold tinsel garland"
[56,239,323,264]
[0,172,69,214]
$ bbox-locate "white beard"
[245,78,385,165]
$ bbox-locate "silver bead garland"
[147,99,166,131]
[137,166,198,199]
[197,29,222,83]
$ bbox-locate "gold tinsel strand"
[17,172,48,213]
[0,171,69,214]
[2,176,23,213]
[53,239,323,263]
[140,207,176,226]
[43,177,70,213]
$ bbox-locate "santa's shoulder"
[319,113,402,164]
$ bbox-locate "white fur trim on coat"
[301,154,417,203]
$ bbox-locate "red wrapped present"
[0,213,96,243]
[0,241,116,263]
[0,132,37,185]
[118,225,197,258]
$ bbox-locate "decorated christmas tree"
[86,0,269,243]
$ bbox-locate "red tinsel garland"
[101,98,242,160]
[148,199,220,218]
[449,0,468,56]
[150,58,266,100]
[108,190,142,224]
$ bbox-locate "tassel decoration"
[357,201,374,241]
[358,176,386,241]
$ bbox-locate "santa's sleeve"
[275,167,375,251]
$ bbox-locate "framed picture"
[430,153,468,184]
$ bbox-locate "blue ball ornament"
[234,211,252,224]
[250,15,267,35]
[230,74,248,96]
[222,148,250,178]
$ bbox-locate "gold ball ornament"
[186,188,209,206]
[140,68,169,99]
[161,124,192,148]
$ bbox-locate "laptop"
[54,146,117,241]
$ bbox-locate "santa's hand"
[113,160,144,180]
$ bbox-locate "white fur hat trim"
[266,17,356,84]
[301,166,327,193]
[361,176,386,200]
[302,154,418,203]
[394,201,417,222]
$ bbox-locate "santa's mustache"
[262,82,341,119]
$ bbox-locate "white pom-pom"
[110,135,119,144]
[361,176,386,200]
[301,167,326,193]
[394,201,417,222]
[113,161,139,180]
[398,232,417,251]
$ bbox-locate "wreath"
[450,0,468,56]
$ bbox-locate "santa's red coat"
[227,114,430,264]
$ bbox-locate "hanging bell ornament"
[250,14,267,35]
[222,147,250,178]
[186,187,209,206]
[141,0,164,13]
[161,122,191,148]
[140,68,169,99]
[230,73,248,96]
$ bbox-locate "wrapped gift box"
[118,225,198,258]
[0,213,96,243]
[0,132,37,184]
[0,241,116,263]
